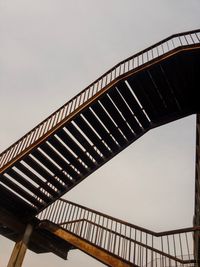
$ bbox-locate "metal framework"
[39,199,199,266]
[0,29,200,266]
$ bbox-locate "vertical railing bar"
[80,208,86,238]
[57,200,65,223]
[51,114,57,129]
[137,55,139,67]
[185,232,191,262]
[72,206,80,233]
[173,234,178,267]
[56,108,63,124]
[146,233,148,267]
[91,213,96,243]
[76,208,83,235]
[45,117,54,134]
[124,225,128,260]
[96,215,101,246]
[151,48,154,60]
[161,44,164,54]
[64,102,71,117]
[98,216,104,248]
[61,201,69,223]
[118,223,122,257]
[8,143,20,162]
[195,33,200,42]
[123,62,126,74]
[112,221,117,255]
[14,138,26,158]
[83,210,89,239]
[36,123,45,140]
[64,103,71,118]
[139,230,142,266]
[167,235,170,257]
[179,233,184,261]
[73,95,79,110]
[171,38,175,48]
[51,199,60,223]
[86,212,92,241]
[141,53,144,65]
[107,219,111,252]
[161,236,166,267]
[41,120,49,135]
[190,33,195,44]
[3,146,16,166]
[0,151,8,166]
[69,205,76,232]
[128,227,131,262]
[103,218,109,249]
[56,200,63,223]
[184,35,189,45]
[156,45,159,57]
[133,229,137,264]
[179,36,183,46]
[65,203,73,226]
[47,202,55,222]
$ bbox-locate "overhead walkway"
[38,199,197,266]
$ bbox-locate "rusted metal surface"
[7,224,33,267]
[0,29,199,173]
[38,199,198,266]
[40,221,134,267]
[0,31,199,218]
[0,30,199,266]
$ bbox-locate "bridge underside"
[0,46,200,223]
[0,30,200,265]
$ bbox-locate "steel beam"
[40,221,135,267]
[194,114,200,266]
[7,224,33,267]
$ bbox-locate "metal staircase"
[0,29,200,220]
[38,199,198,267]
[0,29,200,266]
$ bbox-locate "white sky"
[0,0,200,266]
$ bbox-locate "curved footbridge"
[0,29,200,266]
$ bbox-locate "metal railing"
[37,199,198,266]
[1,29,200,172]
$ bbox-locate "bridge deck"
[0,29,200,224]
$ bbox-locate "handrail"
[37,198,198,266]
[1,29,200,172]
[38,198,200,236]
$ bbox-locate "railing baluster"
[37,198,199,266]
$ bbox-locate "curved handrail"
[1,29,200,171]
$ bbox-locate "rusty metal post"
[194,114,200,267]
[7,224,33,267]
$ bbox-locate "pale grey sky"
[0,0,200,266]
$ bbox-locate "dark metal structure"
[38,198,199,266]
[0,29,200,266]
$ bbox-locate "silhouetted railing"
[1,29,200,172]
[37,199,198,266]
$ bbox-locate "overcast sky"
[0,1,200,266]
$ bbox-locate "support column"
[7,224,33,267]
[194,114,200,267]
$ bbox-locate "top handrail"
[38,198,200,237]
[1,29,200,171]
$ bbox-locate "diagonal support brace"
[7,224,33,267]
